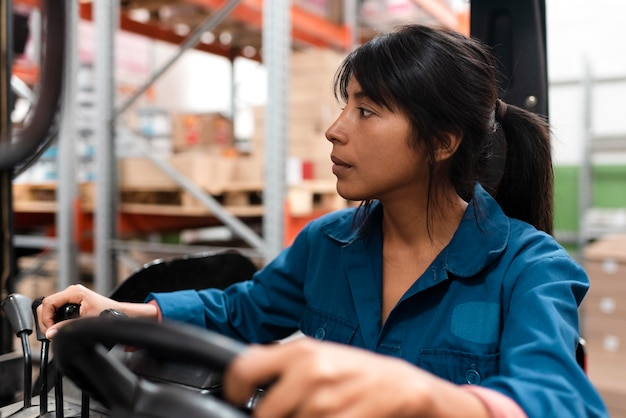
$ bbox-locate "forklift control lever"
[54,304,81,324]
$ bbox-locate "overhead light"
[201,31,216,44]
[219,31,233,45]
[128,8,151,23]
[159,6,174,20]
[173,23,190,36]
[242,45,257,58]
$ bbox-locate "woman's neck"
[380,191,468,251]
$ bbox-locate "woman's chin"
[336,183,366,202]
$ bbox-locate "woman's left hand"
[223,337,488,418]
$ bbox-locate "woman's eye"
[359,107,373,118]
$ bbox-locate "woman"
[40,25,607,417]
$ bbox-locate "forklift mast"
[0,0,66,405]
[471,0,549,118]
[1,0,18,357]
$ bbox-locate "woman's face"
[325,77,429,203]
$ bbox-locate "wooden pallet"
[287,180,349,215]
[12,182,93,212]
[12,180,350,217]
[11,182,264,217]
[119,182,264,217]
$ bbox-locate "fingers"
[224,338,436,418]
[223,339,320,418]
[37,284,115,338]
[223,345,282,405]
[252,360,309,418]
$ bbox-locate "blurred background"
[3,0,626,416]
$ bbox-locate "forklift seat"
[109,250,259,394]
[110,250,258,303]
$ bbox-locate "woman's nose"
[325,112,346,144]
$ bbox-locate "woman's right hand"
[37,284,157,339]
[37,284,120,339]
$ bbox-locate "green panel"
[591,165,626,207]
[553,164,626,234]
[553,165,579,233]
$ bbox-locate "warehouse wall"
[547,0,626,236]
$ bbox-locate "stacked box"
[169,151,238,193]
[290,48,343,181]
[232,155,264,183]
[171,112,234,153]
[118,149,263,192]
[253,48,346,182]
[118,157,179,189]
[582,234,626,417]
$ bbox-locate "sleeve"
[482,242,608,417]
[147,299,162,322]
[145,222,315,344]
[463,386,527,418]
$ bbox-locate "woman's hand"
[37,284,157,339]
[223,338,489,418]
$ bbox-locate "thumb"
[223,345,283,405]
[45,326,58,340]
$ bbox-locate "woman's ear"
[435,132,462,162]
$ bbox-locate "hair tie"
[495,99,508,121]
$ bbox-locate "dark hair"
[333,24,553,235]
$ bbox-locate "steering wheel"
[52,317,251,418]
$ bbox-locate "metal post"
[56,0,79,289]
[94,1,118,294]
[262,0,291,261]
[344,0,359,49]
[578,61,593,248]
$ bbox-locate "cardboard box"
[119,150,240,192]
[118,157,178,189]
[171,112,233,152]
[170,151,237,193]
[232,155,264,183]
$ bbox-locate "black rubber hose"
[0,1,66,170]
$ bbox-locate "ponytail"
[491,102,554,235]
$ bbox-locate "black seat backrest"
[106,250,259,393]
[109,250,258,303]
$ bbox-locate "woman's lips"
[331,155,351,176]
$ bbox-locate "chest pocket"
[299,308,359,344]
[418,348,499,385]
